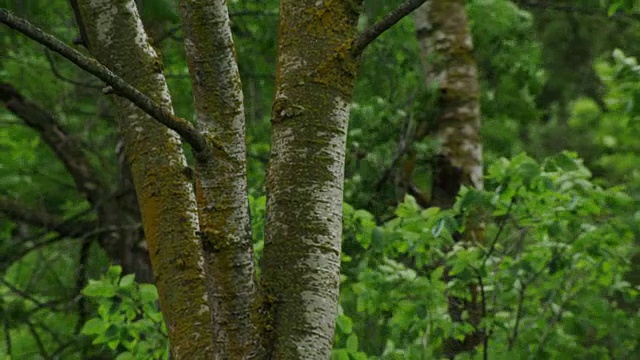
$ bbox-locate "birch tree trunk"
[414,1,485,357]
[260,1,362,358]
[70,1,215,358]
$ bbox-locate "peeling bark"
[177,1,261,358]
[71,1,215,358]
[261,1,362,358]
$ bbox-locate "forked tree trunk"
[1,0,440,358]
[414,0,485,357]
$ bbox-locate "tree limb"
[0,196,94,237]
[0,82,104,203]
[352,0,429,56]
[0,9,208,152]
[44,50,101,89]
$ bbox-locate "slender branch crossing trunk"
[260,1,362,358]
[71,1,215,358]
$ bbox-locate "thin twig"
[508,282,527,350]
[3,318,11,357]
[476,272,489,360]
[25,319,49,359]
[44,50,101,89]
[0,278,47,308]
[482,187,519,266]
[352,0,429,56]
[74,239,91,335]
[0,9,208,152]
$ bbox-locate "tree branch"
[0,196,94,237]
[44,50,101,89]
[352,0,429,56]
[0,82,104,203]
[0,9,208,152]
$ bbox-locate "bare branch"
[0,9,208,152]
[352,0,429,56]
[44,50,101,89]
[0,82,104,202]
[0,196,94,237]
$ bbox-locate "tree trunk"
[260,1,362,358]
[177,1,261,358]
[1,1,439,358]
[414,0,482,206]
[71,1,215,358]
[414,0,485,357]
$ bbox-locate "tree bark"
[260,1,362,358]
[414,0,483,206]
[177,1,261,358]
[1,1,436,357]
[414,1,485,357]
[70,1,215,358]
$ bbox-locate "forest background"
[1,0,640,359]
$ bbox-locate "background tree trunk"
[414,1,485,357]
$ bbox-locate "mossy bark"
[260,1,362,358]
[177,1,261,358]
[72,1,215,358]
[414,0,482,206]
[414,1,485,357]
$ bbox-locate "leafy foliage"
[336,153,639,359]
[81,266,168,360]
[1,0,640,358]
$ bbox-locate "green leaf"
[108,339,120,350]
[81,318,107,335]
[116,352,136,360]
[139,284,159,303]
[83,280,117,298]
[352,352,368,360]
[119,274,136,287]
[395,195,419,218]
[346,334,359,352]
[107,266,123,281]
[332,349,350,360]
[336,314,353,334]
